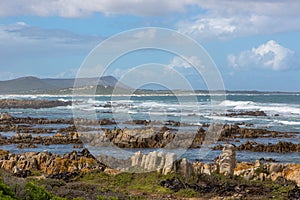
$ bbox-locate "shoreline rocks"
[226,110,267,117]
[0,99,72,109]
[215,141,300,153]
[0,132,82,146]
[0,148,105,177]
[1,147,300,190]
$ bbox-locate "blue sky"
[0,0,299,91]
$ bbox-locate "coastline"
[1,96,300,199]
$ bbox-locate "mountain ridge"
[0,76,125,94]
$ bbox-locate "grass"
[80,171,175,195]
[1,169,299,199]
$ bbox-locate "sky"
[0,0,299,91]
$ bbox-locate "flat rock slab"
[0,99,71,109]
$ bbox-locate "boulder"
[176,158,194,180]
[216,144,236,176]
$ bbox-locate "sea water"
[0,93,300,163]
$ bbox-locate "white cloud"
[1,1,299,40]
[168,56,205,70]
[0,0,198,17]
[133,29,157,39]
[228,40,295,71]
[0,22,102,78]
[178,0,300,39]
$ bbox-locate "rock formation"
[129,151,194,179]
[0,148,105,176]
[215,144,236,176]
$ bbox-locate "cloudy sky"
[0,0,299,91]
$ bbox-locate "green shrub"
[24,182,52,200]
[0,178,17,200]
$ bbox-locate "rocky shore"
[1,146,300,199]
[215,141,300,153]
[0,99,72,109]
[1,113,300,153]
[0,148,105,177]
[1,110,300,198]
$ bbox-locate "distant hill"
[0,76,59,93]
[0,76,297,95]
[0,76,127,94]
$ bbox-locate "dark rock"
[288,186,300,199]
[0,99,72,109]
[226,110,267,117]
[48,172,80,182]
[160,178,186,192]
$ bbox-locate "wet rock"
[17,143,37,149]
[2,132,82,147]
[259,157,277,163]
[164,120,180,126]
[236,141,300,153]
[215,144,236,176]
[83,127,175,148]
[226,110,267,117]
[0,99,72,109]
[218,124,296,140]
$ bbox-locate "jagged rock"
[216,144,236,176]
[130,151,177,174]
[0,148,105,176]
[283,164,300,187]
[82,127,175,148]
[162,152,177,175]
[0,112,13,120]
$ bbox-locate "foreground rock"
[0,99,72,109]
[234,161,300,186]
[130,151,193,179]
[0,148,105,177]
[215,144,236,176]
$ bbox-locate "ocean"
[1,93,300,163]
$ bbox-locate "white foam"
[219,100,255,107]
[259,106,300,115]
[219,100,300,116]
[58,98,69,102]
[205,116,255,122]
[275,120,300,125]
